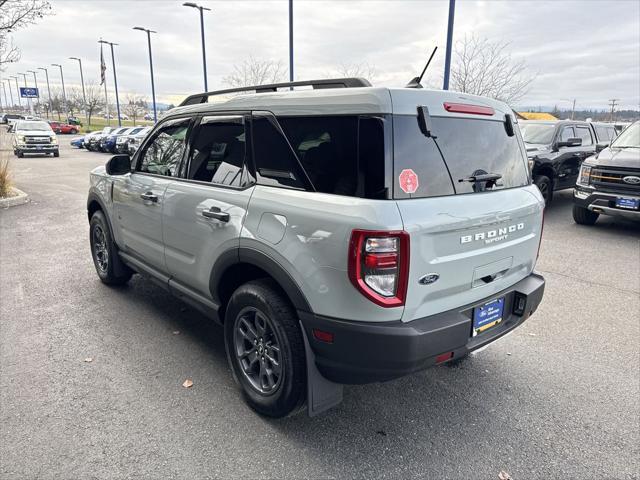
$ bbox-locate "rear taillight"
[443,102,495,116]
[348,230,410,307]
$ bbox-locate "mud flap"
[300,322,343,417]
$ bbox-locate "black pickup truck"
[520,120,614,205]
[573,121,640,224]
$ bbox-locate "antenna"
[406,47,438,88]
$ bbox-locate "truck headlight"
[17,135,26,143]
[577,165,592,186]
[50,136,58,144]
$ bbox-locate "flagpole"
[99,39,110,127]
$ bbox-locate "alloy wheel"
[92,225,109,274]
[233,307,283,395]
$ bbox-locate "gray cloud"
[4,0,639,109]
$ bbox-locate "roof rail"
[179,77,371,107]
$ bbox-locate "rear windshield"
[393,115,529,199]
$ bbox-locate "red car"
[49,121,79,134]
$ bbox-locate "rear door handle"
[202,206,230,222]
[140,192,158,203]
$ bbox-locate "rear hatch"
[390,94,543,322]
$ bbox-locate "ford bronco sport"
[87,78,545,417]
[573,121,640,224]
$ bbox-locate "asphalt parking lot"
[1,135,639,479]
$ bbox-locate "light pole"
[99,39,122,127]
[289,0,293,83]
[561,98,576,120]
[442,0,456,90]
[38,67,53,119]
[133,26,158,123]
[183,2,211,91]
[10,76,22,110]
[18,72,33,114]
[51,63,68,119]
[27,70,39,114]
[5,80,14,109]
[2,82,10,110]
[69,56,87,118]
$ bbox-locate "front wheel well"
[87,199,102,222]
[532,165,556,183]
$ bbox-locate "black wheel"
[573,204,599,225]
[71,129,78,134]
[16,150,24,158]
[224,280,306,418]
[89,210,132,285]
[533,175,553,205]
[53,151,59,157]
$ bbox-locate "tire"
[71,129,78,134]
[533,175,553,205]
[224,279,306,418]
[17,150,24,158]
[572,204,599,225]
[89,210,132,285]
[53,151,60,157]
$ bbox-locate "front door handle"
[202,206,230,222]
[140,191,158,203]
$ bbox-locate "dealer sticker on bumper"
[473,297,505,337]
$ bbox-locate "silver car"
[87,78,545,418]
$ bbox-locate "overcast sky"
[4,0,640,110]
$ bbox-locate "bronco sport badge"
[461,223,525,245]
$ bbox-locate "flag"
[100,43,106,86]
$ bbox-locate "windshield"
[519,123,555,145]
[17,122,52,132]
[611,122,639,148]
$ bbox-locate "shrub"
[0,158,12,198]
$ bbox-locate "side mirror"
[595,142,609,153]
[557,137,582,148]
[105,154,132,175]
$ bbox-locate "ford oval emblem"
[622,176,640,185]
[419,273,440,285]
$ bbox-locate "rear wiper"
[458,173,502,183]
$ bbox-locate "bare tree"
[450,34,535,105]
[0,33,20,71]
[83,82,104,127]
[329,62,377,83]
[222,56,287,88]
[0,0,52,33]
[124,95,147,124]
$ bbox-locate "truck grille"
[591,166,640,194]
[26,136,51,144]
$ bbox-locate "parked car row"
[521,120,619,204]
[71,126,151,155]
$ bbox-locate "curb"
[0,187,29,208]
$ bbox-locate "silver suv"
[87,78,545,417]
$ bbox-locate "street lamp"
[69,56,87,117]
[10,75,22,109]
[133,26,158,123]
[183,2,211,91]
[5,80,14,109]
[2,82,10,110]
[38,67,53,119]
[51,63,68,119]
[27,70,40,114]
[289,0,293,83]
[17,72,33,114]
[443,0,456,90]
[99,39,122,127]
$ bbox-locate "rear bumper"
[574,188,640,219]
[300,272,545,384]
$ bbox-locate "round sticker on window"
[399,169,419,194]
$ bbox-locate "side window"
[608,127,617,140]
[278,116,358,196]
[186,115,248,187]
[575,126,593,146]
[560,126,575,142]
[251,112,309,190]
[138,118,190,176]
